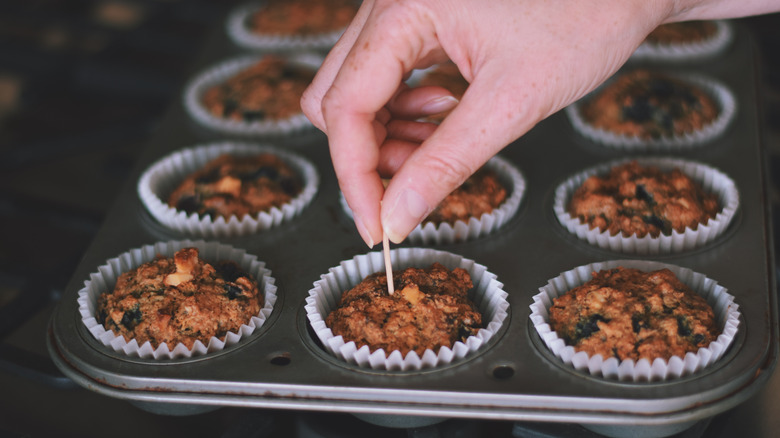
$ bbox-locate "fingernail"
[421,96,459,114]
[354,214,375,248]
[382,188,430,243]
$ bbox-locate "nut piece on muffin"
[326,263,483,356]
[548,267,720,362]
[167,153,302,219]
[424,167,507,226]
[246,0,359,36]
[644,21,719,45]
[568,161,719,238]
[579,69,719,140]
[97,247,262,349]
[201,55,315,122]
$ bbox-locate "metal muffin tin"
[48,22,777,437]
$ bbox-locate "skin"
[301,0,780,246]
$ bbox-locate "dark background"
[0,1,779,437]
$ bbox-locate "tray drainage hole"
[270,353,291,366]
[492,365,514,380]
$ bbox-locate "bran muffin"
[246,0,358,36]
[567,161,719,238]
[201,55,314,123]
[644,21,719,45]
[424,167,507,225]
[326,263,482,357]
[167,153,302,219]
[96,247,262,349]
[578,69,719,140]
[548,267,720,362]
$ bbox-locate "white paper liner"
[565,71,737,150]
[339,156,525,245]
[182,53,321,137]
[78,240,278,360]
[138,142,319,238]
[304,247,509,371]
[226,2,350,52]
[529,259,740,382]
[631,20,733,61]
[553,157,739,255]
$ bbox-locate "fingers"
[387,85,459,119]
[322,3,441,246]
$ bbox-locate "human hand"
[302,0,681,246]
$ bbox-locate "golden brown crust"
[645,21,718,45]
[549,267,719,361]
[568,161,719,238]
[326,263,482,356]
[201,55,314,122]
[247,0,358,36]
[579,69,719,139]
[425,167,507,225]
[167,153,302,219]
[97,248,262,349]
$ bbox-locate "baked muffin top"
[326,263,482,356]
[424,167,507,225]
[578,69,719,139]
[167,153,302,219]
[549,267,720,362]
[97,247,262,349]
[247,0,358,36]
[568,161,719,238]
[644,21,719,45]
[201,55,314,122]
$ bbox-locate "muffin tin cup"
[529,259,740,382]
[226,1,350,52]
[553,157,739,255]
[339,156,526,245]
[78,240,278,360]
[182,53,321,137]
[565,71,737,150]
[304,247,509,371]
[137,141,319,238]
[631,20,733,61]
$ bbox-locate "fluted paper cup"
[78,240,277,360]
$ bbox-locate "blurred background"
[0,1,778,437]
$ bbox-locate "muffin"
[424,166,507,225]
[167,153,302,220]
[633,20,733,60]
[339,155,525,245]
[416,62,469,122]
[326,263,482,357]
[201,55,313,123]
[567,160,719,238]
[227,0,359,51]
[305,248,509,371]
[529,260,739,381]
[554,157,739,254]
[566,69,736,149]
[183,54,320,136]
[138,142,319,238]
[548,267,719,362]
[79,241,277,360]
[97,247,262,350]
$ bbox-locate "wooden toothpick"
[383,231,394,295]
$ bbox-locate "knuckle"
[419,152,474,193]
